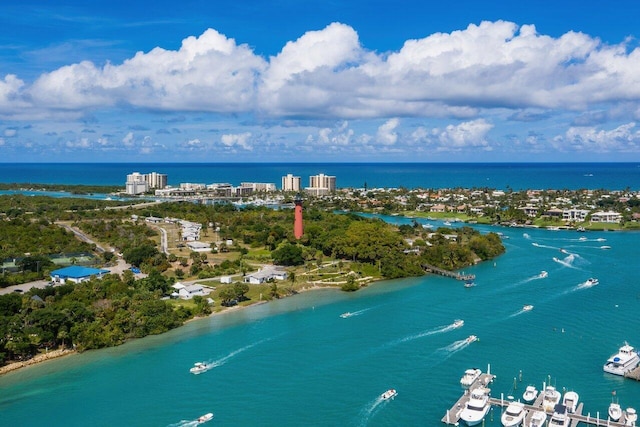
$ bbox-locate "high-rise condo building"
[282,174,302,192]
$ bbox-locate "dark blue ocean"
[1,162,639,190]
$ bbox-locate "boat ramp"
[442,369,637,426]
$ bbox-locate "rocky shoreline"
[0,348,76,376]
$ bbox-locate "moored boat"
[522,385,538,403]
[603,342,640,376]
[527,410,547,427]
[548,403,570,426]
[501,401,526,427]
[381,388,397,400]
[542,386,562,412]
[625,407,637,426]
[460,368,482,388]
[562,390,579,413]
[459,386,491,426]
[609,401,623,422]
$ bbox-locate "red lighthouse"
[294,194,303,239]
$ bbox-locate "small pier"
[442,370,636,426]
[422,264,476,281]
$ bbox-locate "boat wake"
[357,394,392,426]
[552,254,582,270]
[204,339,270,370]
[437,338,475,358]
[388,322,459,347]
[340,308,372,318]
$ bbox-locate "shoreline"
[0,348,76,376]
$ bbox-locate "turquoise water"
[1,222,639,426]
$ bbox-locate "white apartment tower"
[282,174,302,192]
[147,172,168,189]
[125,171,167,195]
[306,173,336,196]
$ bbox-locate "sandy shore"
[0,348,76,376]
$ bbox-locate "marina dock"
[422,264,476,281]
[442,370,637,426]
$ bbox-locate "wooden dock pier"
[442,370,636,426]
[422,264,476,281]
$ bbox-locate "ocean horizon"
[1,162,639,190]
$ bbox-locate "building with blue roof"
[50,266,110,284]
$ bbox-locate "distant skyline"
[2,1,640,162]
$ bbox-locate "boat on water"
[380,389,397,400]
[539,271,548,278]
[548,403,570,426]
[562,391,579,413]
[577,226,586,232]
[585,278,599,286]
[459,387,491,426]
[527,410,547,427]
[625,407,637,426]
[466,335,478,344]
[542,386,562,412]
[453,319,464,328]
[523,305,534,312]
[443,221,452,226]
[464,280,476,288]
[197,413,214,424]
[603,342,640,376]
[340,312,352,318]
[501,401,526,427]
[522,385,538,403]
[601,245,612,249]
[609,401,623,422]
[190,362,209,375]
[460,368,482,388]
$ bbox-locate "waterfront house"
[50,266,110,285]
[590,211,622,223]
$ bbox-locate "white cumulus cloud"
[221,132,253,150]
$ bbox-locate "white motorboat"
[527,410,547,427]
[585,277,599,286]
[542,386,562,412]
[466,335,478,344]
[460,368,482,388]
[340,312,352,318]
[609,401,623,422]
[548,404,570,426]
[539,271,548,278]
[626,407,637,426]
[523,305,534,312]
[464,280,476,288]
[603,342,640,376]
[459,387,491,426]
[522,385,538,403]
[197,412,214,424]
[562,391,579,413]
[381,389,397,400]
[190,362,209,375]
[501,401,526,427]
[453,319,465,328]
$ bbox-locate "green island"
[0,189,505,372]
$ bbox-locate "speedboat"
[464,280,476,288]
[601,245,612,249]
[542,386,562,412]
[562,390,579,413]
[501,401,526,427]
[197,413,214,424]
[626,407,637,426]
[603,342,640,376]
[466,335,478,344]
[585,278,599,286]
[548,404,570,426]
[527,410,547,427]
[609,401,623,422]
[190,362,209,375]
[459,387,491,426]
[340,312,352,318]
[539,271,548,278]
[460,368,482,388]
[453,319,465,328]
[523,305,534,312]
[381,389,397,400]
[522,385,538,403]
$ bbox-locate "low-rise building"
[50,266,110,284]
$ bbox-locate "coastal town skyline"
[2,1,640,163]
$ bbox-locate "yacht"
[381,389,397,400]
[197,413,214,424]
[542,386,562,412]
[460,368,482,388]
[585,278,599,286]
[562,391,579,413]
[190,362,209,375]
[603,343,640,376]
[548,404,570,426]
[523,305,534,312]
[459,387,491,426]
[609,401,623,422]
[501,401,526,427]
[527,410,547,427]
[453,319,465,328]
[626,407,637,426]
[522,385,538,403]
[539,271,548,278]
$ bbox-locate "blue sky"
[2,1,640,162]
